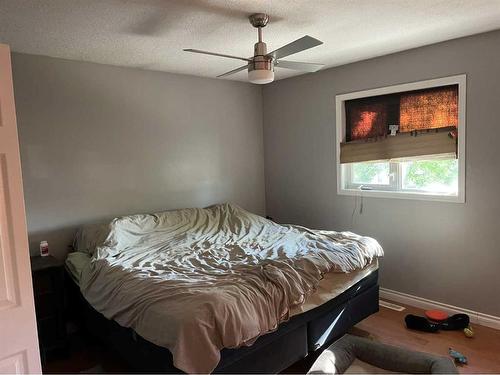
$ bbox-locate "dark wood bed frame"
[66,269,379,373]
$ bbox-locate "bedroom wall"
[12,53,266,259]
[262,30,500,316]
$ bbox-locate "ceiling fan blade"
[275,60,324,72]
[217,65,249,78]
[184,49,251,62]
[267,35,323,60]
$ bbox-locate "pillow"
[73,222,111,255]
[65,251,92,283]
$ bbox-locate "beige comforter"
[79,203,383,373]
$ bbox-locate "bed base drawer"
[307,284,379,351]
[216,324,308,373]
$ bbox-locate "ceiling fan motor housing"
[250,41,273,73]
[248,40,274,84]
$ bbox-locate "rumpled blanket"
[79,203,383,373]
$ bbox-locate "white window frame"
[336,75,466,203]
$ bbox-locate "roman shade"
[340,85,458,164]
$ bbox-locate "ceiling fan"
[184,13,324,84]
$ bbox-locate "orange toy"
[425,309,449,322]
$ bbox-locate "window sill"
[338,188,464,203]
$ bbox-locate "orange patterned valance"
[399,86,458,132]
[345,84,458,142]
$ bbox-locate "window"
[345,157,458,195]
[336,75,465,202]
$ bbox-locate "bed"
[65,203,383,373]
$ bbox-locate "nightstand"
[31,255,68,363]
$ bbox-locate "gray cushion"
[308,334,458,374]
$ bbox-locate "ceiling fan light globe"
[248,69,274,84]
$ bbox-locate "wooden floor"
[354,302,500,373]
[44,302,500,374]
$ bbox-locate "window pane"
[402,158,458,194]
[352,162,390,185]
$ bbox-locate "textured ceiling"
[1,0,500,82]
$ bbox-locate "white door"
[0,44,41,373]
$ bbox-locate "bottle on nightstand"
[40,241,49,256]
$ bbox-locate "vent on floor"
[379,299,406,311]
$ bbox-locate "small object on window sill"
[388,124,399,136]
[359,185,373,191]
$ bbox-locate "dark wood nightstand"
[31,255,68,363]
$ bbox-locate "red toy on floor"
[425,309,449,322]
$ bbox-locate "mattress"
[290,260,378,317]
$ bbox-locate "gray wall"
[12,53,266,259]
[263,30,500,316]
[12,30,500,315]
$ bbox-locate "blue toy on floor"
[449,348,468,365]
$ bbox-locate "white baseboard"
[379,288,500,331]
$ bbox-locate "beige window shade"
[340,127,457,164]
